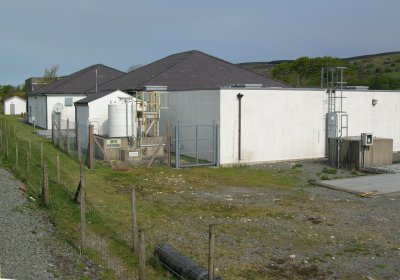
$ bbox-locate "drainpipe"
[237,93,244,162]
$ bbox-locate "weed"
[320,175,331,180]
[322,167,337,174]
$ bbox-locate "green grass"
[0,115,297,279]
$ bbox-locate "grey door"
[10,104,15,115]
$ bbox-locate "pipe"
[154,244,222,280]
[237,93,244,162]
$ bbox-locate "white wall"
[46,95,85,129]
[4,97,26,115]
[75,90,134,151]
[88,91,134,136]
[28,95,47,128]
[219,88,326,165]
[343,90,400,151]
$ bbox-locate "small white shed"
[3,96,26,115]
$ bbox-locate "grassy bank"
[0,115,307,279]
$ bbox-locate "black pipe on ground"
[154,244,223,280]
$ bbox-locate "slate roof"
[74,90,115,105]
[28,64,125,95]
[95,50,289,92]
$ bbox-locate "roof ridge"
[134,51,195,89]
[194,50,292,87]
[33,64,98,94]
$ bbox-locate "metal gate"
[174,123,218,168]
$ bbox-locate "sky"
[1,0,399,86]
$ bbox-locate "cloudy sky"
[1,0,399,85]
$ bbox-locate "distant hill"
[238,51,400,89]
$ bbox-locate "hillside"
[238,51,400,89]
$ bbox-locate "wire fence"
[0,118,232,280]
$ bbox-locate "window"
[65,97,73,106]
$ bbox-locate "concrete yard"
[318,163,400,195]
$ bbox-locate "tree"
[43,64,60,83]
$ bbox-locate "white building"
[26,64,125,129]
[75,90,139,147]
[164,87,400,165]
[93,50,400,166]
[3,96,26,115]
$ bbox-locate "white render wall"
[219,89,326,165]
[343,90,400,151]
[4,97,26,115]
[75,90,134,151]
[88,91,134,136]
[46,95,85,129]
[161,88,400,165]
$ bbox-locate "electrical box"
[361,133,373,146]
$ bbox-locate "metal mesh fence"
[0,118,229,279]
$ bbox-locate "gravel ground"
[0,167,96,280]
[145,160,400,279]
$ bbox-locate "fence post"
[77,124,81,162]
[139,229,146,280]
[67,118,70,154]
[26,150,30,179]
[15,143,19,172]
[40,142,44,168]
[131,188,138,254]
[175,124,180,168]
[42,163,49,206]
[13,125,16,142]
[208,224,216,280]
[87,124,94,169]
[56,151,60,184]
[80,163,86,254]
[167,124,172,166]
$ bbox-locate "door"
[10,104,15,115]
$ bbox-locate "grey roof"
[29,64,125,95]
[74,90,115,105]
[95,50,289,92]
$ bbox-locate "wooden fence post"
[87,124,94,169]
[40,142,44,168]
[15,143,19,172]
[56,151,60,184]
[167,124,172,166]
[67,118,70,154]
[80,163,86,254]
[42,163,49,206]
[139,229,146,280]
[131,188,138,254]
[77,124,81,162]
[208,224,216,280]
